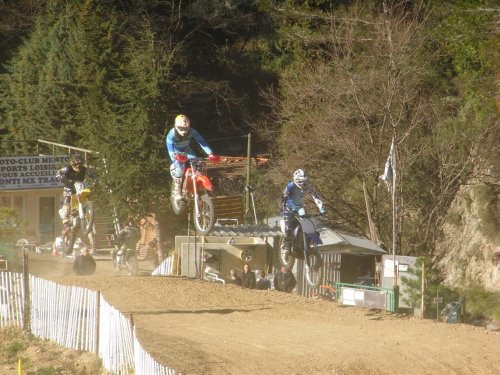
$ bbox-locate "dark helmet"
[70,154,83,171]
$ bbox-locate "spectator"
[73,247,96,276]
[256,270,271,290]
[228,269,242,286]
[241,264,256,289]
[274,265,296,293]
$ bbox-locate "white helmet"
[174,114,190,137]
[293,169,307,189]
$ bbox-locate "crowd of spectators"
[228,264,296,293]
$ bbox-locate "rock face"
[435,181,499,291]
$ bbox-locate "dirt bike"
[108,231,139,276]
[59,181,95,256]
[279,211,324,288]
[171,155,219,235]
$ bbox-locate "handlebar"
[174,154,220,164]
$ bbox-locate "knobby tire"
[194,194,215,235]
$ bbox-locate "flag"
[379,138,394,192]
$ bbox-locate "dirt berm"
[28,253,500,375]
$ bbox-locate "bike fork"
[191,172,200,217]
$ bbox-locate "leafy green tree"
[255,0,498,260]
[401,257,458,319]
[0,208,24,243]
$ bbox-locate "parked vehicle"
[279,213,324,288]
[108,228,139,276]
[60,181,95,256]
[171,156,219,235]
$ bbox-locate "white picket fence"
[0,256,178,375]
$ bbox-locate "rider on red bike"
[280,169,326,254]
[165,114,219,203]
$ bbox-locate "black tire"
[193,194,215,235]
[112,252,121,274]
[80,202,95,235]
[171,180,187,215]
[305,251,323,288]
[126,255,139,276]
[279,235,296,270]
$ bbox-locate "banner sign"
[0,155,69,190]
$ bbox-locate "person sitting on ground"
[228,269,242,286]
[274,265,296,293]
[256,270,271,290]
[73,246,96,276]
[241,264,256,289]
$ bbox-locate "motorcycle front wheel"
[64,225,79,256]
[112,253,121,274]
[80,202,95,235]
[126,255,139,276]
[193,194,215,235]
[305,250,323,288]
[278,235,296,270]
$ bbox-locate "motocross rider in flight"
[280,169,326,254]
[56,154,93,236]
[165,114,219,203]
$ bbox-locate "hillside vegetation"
[0,1,498,297]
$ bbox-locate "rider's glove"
[208,153,220,163]
[297,208,306,217]
[175,154,188,163]
[319,207,326,215]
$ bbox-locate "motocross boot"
[172,177,183,201]
[61,205,71,237]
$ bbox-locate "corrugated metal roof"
[316,225,387,255]
[265,216,387,256]
[210,223,281,237]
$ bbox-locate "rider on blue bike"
[280,169,326,254]
[165,114,219,202]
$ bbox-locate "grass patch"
[462,283,500,322]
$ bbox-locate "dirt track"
[27,253,500,375]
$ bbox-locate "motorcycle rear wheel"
[305,251,323,288]
[193,194,215,235]
[279,235,296,270]
[126,255,139,276]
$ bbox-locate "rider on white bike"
[165,114,219,202]
[56,154,95,235]
[280,169,326,254]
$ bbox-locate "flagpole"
[392,137,397,287]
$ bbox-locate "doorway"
[39,197,55,244]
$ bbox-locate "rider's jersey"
[166,128,213,161]
[56,165,87,189]
[281,181,324,213]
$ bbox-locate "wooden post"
[245,133,251,217]
[129,312,134,338]
[392,137,397,287]
[22,250,31,333]
[420,261,425,319]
